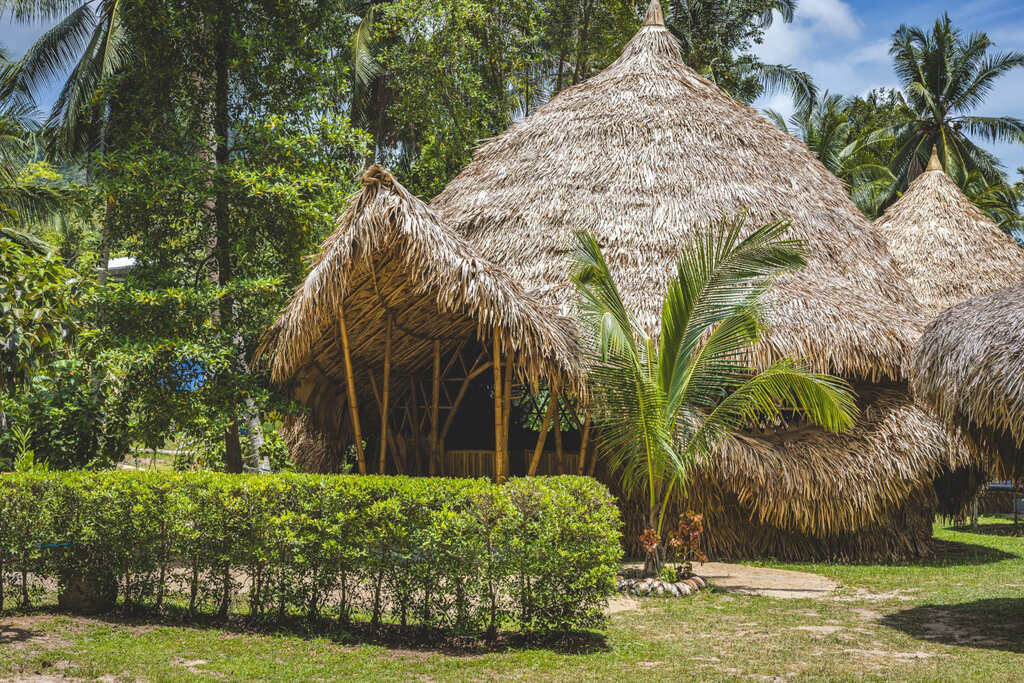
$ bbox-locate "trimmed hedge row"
[0,472,622,634]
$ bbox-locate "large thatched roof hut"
[430,0,975,559]
[259,165,584,478]
[875,148,1024,318]
[912,285,1024,478]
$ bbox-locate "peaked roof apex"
[643,0,665,27]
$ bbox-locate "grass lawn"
[1,517,1022,681]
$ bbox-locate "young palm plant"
[572,217,858,576]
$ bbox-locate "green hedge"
[0,472,622,634]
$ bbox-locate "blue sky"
[3,0,1023,174]
[752,0,1024,176]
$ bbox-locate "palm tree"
[881,13,1024,186]
[572,216,857,576]
[665,0,816,111]
[4,0,130,158]
[766,92,899,217]
[0,54,63,232]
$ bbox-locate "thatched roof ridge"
[912,284,1024,474]
[875,149,1024,318]
[707,387,976,536]
[259,165,585,402]
[431,3,923,382]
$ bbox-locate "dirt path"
[698,562,838,598]
[618,561,838,600]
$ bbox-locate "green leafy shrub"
[0,472,621,635]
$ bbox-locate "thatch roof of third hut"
[874,147,1024,319]
[431,0,924,383]
[912,284,1024,477]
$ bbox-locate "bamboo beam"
[527,389,558,476]
[492,336,505,483]
[577,413,591,475]
[378,315,392,474]
[429,340,441,476]
[338,309,366,475]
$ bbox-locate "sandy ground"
[611,561,838,611]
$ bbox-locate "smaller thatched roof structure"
[258,165,584,438]
[875,147,1024,319]
[912,284,1024,476]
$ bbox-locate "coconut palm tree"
[881,13,1024,186]
[766,92,899,218]
[665,0,816,111]
[4,0,131,158]
[0,54,63,232]
[572,216,857,576]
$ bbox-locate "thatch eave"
[257,166,587,420]
[912,284,1024,476]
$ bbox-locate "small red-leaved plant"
[667,512,707,578]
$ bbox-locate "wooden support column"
[378,315,392,475]
[338,309,366,475]
[577,413,591,475]
[492,336,506,482]
[528,388,558,476]
[429,340,441,476]
[502,354,513,450]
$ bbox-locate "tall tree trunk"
[209,11,259,472]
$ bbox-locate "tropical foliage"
[571,218,857,574]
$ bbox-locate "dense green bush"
[0,472,621,634]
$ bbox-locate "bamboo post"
[577,413,591,475]
[378,315,392,475]
[338,309,366,475]
[502,354,513,448]
[528,388,558,476]
[429,340,441,476]
[492,336,506,483]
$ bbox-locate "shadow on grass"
[914,538,1020,567]
[944,522,1023,538]
[881,599,1024,653]
[0,623,43,645]
[3,604,610,656]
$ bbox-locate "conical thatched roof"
[912,284,1024,476]
[258,165,585,430]
[875,148,1024,318]
[431,0,922,382]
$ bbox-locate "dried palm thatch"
[431,0,922,382]
[875,148,1024,318]
[258,165,584,443]
[613,386,977,560]
[912,284,1024,477]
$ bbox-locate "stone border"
[617,574,708,597]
